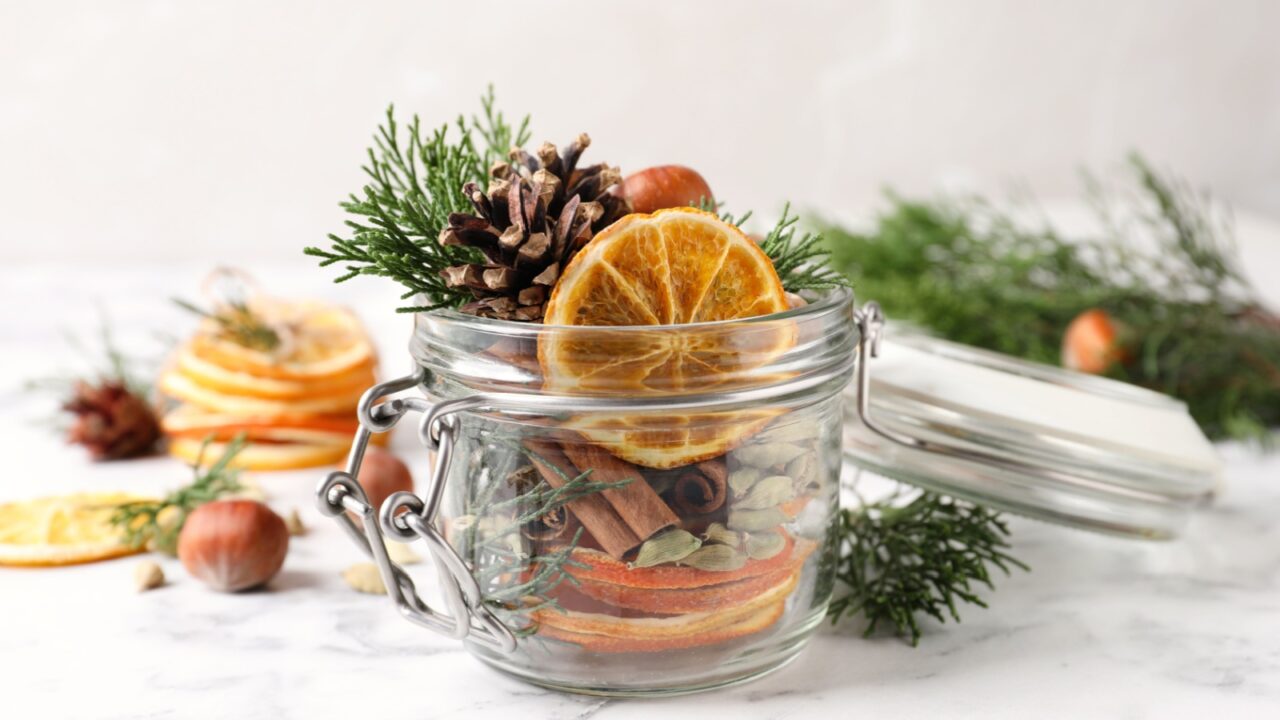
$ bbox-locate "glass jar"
[317,287,1220,696]
[318,287,858,696]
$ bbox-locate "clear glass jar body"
[411,288,856,695]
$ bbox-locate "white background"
[1,0,1278,273]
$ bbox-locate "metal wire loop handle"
[315,371,517,653]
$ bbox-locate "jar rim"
[419,286,854,334]
[411,287,858,403]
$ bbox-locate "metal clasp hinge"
[315,369,517,653]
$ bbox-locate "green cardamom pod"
[736,475,794,510]
[734,442,807,469]
[744,531,787,560]
[760,421,819,444]
[785,453,817,489]
[702,522,741,547]
[728,507,788,532]
[631,528,702,568]
[728,467,764,497]
[680,543,747,572]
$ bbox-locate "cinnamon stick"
[521,505,580,545]
[673,458,728,515]
[560,441,678,541]
[523,439,640,558]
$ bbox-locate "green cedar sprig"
[701,200,850,294]
[108,435,247,555]
[305,86,529,312]
[829,491,1028,646]
[819,154,1280,442]
[173,297,280,352]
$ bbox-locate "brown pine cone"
[63,380,161,460]
[438,133,631,321]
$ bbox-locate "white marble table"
[2,263,1279,719]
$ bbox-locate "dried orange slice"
[168,437,353,471]
[0,492,150,567]
[159,370,366,416]
[161,404,361,440]
[572,565,799,614]
[186,299,374,381]
[532,571,796,653]
[174,344,376,400]
[540,208,794,467]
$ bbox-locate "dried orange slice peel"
[0,492,151,567]
[540,208,794,468]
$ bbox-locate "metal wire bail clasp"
[315,369,517,653]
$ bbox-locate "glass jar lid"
[842,304,1221,539]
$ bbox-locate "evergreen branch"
[306,89,529,312]
[820,154,1280,442]
[829,491,1027,646]
[700,198,850,294]
[758,202,850,292]
[108,435,247,555]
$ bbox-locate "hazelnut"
[619,165,714,214]
[354,447,414,515]
[177,500,289,592]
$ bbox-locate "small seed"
[632,529,701,568]
[134,561,164,592]
[285,508,306,536]
[734,442,806,469]
[343,563,387,595]
[728,507,788,532]
[386,541,420,566]
[702,522,741,548]
[744,532,787,560]
[680,543,747,572]
[736,475,795,510]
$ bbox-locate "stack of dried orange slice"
[534,533,815,652]
[159,298,378,470]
